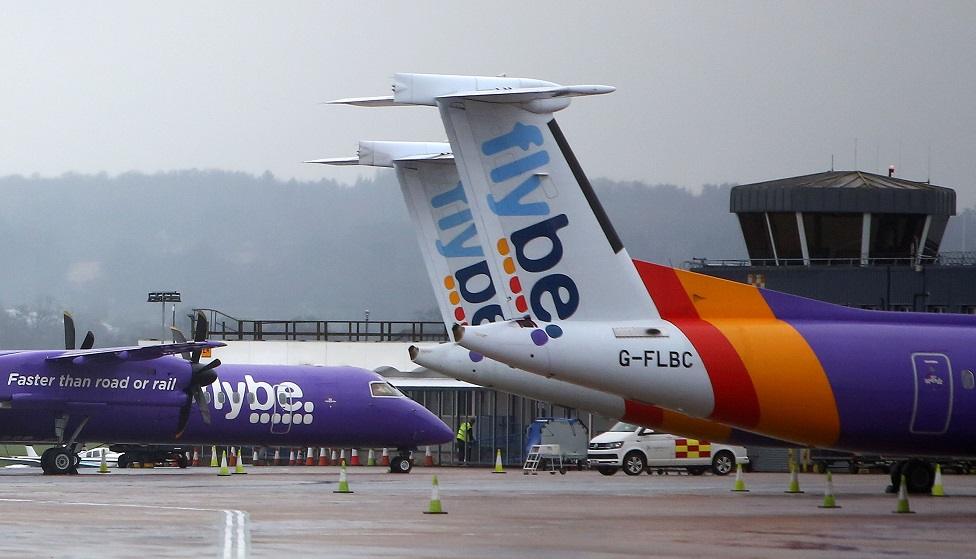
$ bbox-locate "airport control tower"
[692,170,976,313]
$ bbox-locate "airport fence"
[192,308,449,342]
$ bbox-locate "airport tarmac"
[1,465,974,558]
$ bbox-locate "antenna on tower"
[854,138,858,170]
[927,144,932,184]
[830,154,834,172]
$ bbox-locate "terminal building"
[193,169,972,471]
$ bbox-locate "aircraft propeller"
[63,312,95,350]
[173,311,221,437]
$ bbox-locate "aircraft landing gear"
[40,447,78,475]
[888,459,934,494]
[389,449,413,474]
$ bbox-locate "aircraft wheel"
[902,459,934,494]
[389,456,412,474]
[40,448,57,474]
[117,453,130,469]
[49,448,75,475]
[711,450,735,476]
[177,454,189,469]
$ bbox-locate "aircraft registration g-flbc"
[308,140,786,449]
[0,312,453,474]
[334,73,976,491]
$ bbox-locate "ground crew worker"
[456,417,476,463]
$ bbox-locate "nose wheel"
[389,451,413,474]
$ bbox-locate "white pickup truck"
[587,422,749,476]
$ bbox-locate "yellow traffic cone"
[367,449,377,466]
[98,449,110,474]
[818,471,840,508]
[785,462,804,494]
[210,445,219,468]
[233,454,247,475]
[893,475,914,513]
[423,475,447,514]
[492,449,506,474]
[218,451,231,477]
[731,463,749,492]
[931,464,945,497]
[333,462,353,493]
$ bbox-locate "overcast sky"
[1,2,974,203]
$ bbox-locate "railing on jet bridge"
[191,308,448,342]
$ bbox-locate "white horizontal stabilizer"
[307,141,451,169]
[327,95,396,107]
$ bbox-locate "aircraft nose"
[410,405,454,445]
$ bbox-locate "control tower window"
[802,213,862,264]
[737,213,774,264]
[767,212,803,264]
[870,214,926,263]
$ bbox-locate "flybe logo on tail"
[429,180,504,325]
[482,122,580,322]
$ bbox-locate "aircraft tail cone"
[818,471,841,509]
[731,464,749,492]
[367,449,377,466]
[233,455,247,475]
[785,463,804,494]
[333,462,354,494]
[305,447,315,466]
[210,445,219,468]
[492,449,507,474]
[932,464,945,497]
[98,451,110,474]
[894,475,914,513]
[380,448,390,467]
[318,447,330,466]
[218,451,231,477]
[423,475,447,514]
[423,446,434,467]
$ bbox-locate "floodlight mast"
[147,291,181,340]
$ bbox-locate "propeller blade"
[80,331,95,350]
[194,359,220,387]
[194,388,212,425]
[175,400,191,439]
[169,327,191,360]
[64,312,76,350]
[190,312,209,363]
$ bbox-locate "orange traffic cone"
[351,449,361,466]
[252,448,261,466]
[331,449,339,464]
[288,449,296,466]
[318,447,330,466]
[339,449,346,466]
[191,448,200,467]
[273,448,281,466]
[305,447,315,466]
[380,448,390,467]
[423,446,434,467]
[228,447,237,467]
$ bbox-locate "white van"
[587,422,749,476]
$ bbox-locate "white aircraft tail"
[333,74,654,322]
[310,141,505,334]
[434,78,656,322]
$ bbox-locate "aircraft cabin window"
[217,392,226,404]
[278,393,288,405]
[248,393,255,404]
[369,381,403,398]
[962,370,975,390]
[232,392,241,404]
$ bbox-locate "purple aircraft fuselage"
[0,350,453,449]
